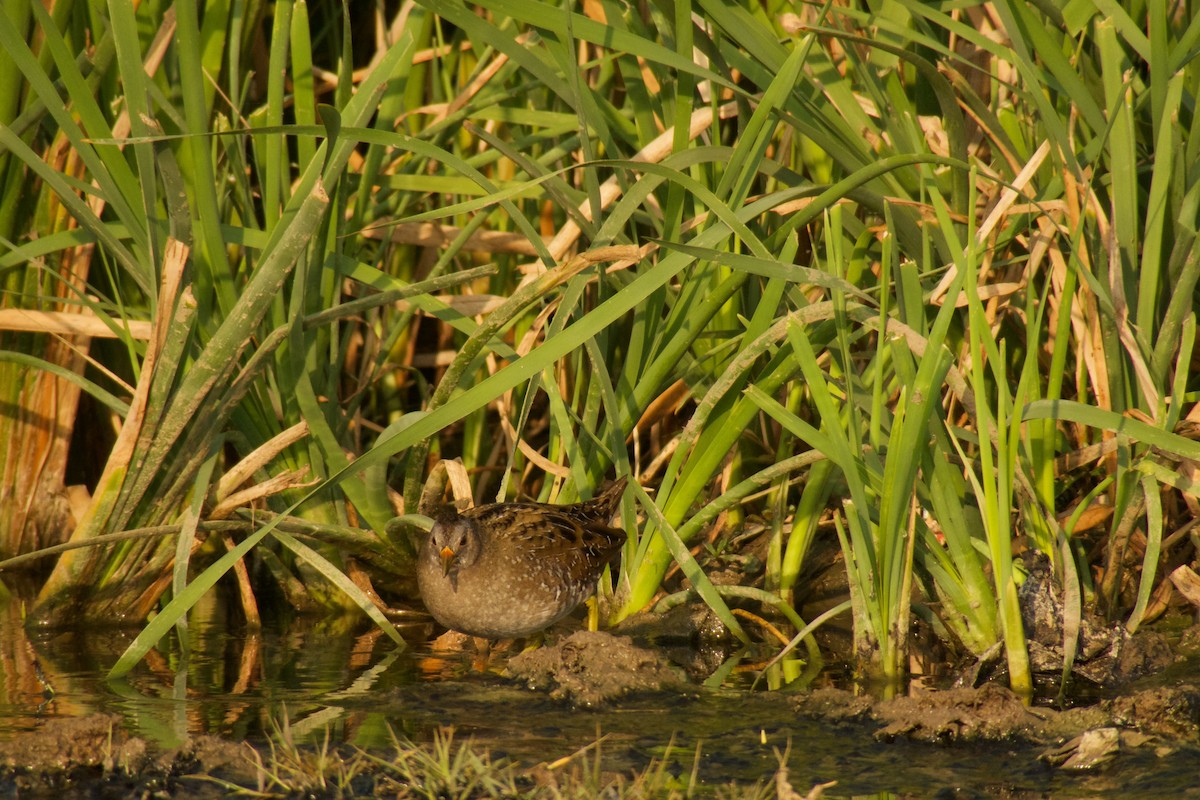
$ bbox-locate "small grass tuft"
[190,721,827,800]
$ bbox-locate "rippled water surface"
[1,595,1198,798]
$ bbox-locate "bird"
[417,477,628,639]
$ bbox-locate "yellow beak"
[439,546,457,576]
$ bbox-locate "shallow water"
[1,594,1198,798]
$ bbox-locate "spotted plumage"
[417,478,628,639]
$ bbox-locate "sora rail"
[417,478,628,639]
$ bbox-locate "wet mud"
[3,619,1200,798]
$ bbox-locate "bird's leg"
[585,595,600,632]
[470,636,492,671]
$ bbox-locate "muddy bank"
[0,714,250,798]
[511,630,1200,746]
[509,630,1200,785]
[798,682,1200,749]
[4,628,1200,798]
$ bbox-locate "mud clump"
[0,714,149,773]
[508,630,685,706]
[0,714,161,797]
[1107,685,1200,742]
[0,715,259,797]
[795,687,873,725]
[873,684,1043,742]
[793,679,1200,761]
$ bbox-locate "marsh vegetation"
[1,0,1199,793]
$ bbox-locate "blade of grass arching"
[770,152,962,251]
[630,483,749,644]
[108,501,298,677]
[0,351,129,415]
[0,226,121,269]
[361,165,562,215]
[1125,473,1163,635]
[329,258,513,351]
[464,122,606,244]
[330,241,720,501]
[398,251,612,497]
[272,530,405,646]
[650,241,874,301]
[673,452,827,553]
[1024,401,1200,462]
[748,597,852,690]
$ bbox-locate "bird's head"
[427,515,481,584]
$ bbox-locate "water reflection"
[1,593,1198,798]
[4,591,419,745]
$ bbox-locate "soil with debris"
[5,624,1200,797]
[507,629,687,706]
[0,714,252,798]
[793,682,1200,746]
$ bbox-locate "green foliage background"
[1,0,1198,691]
